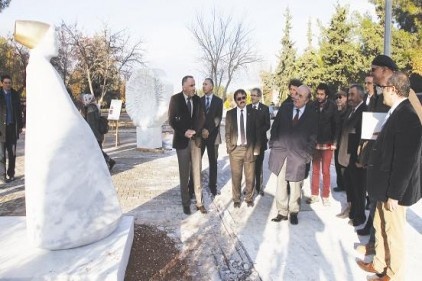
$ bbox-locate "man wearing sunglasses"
[268,85,318,225]
[225,89,261,208]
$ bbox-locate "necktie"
[187,97,192,117]
[348,108,355,119]
[253,105,257,110]
[206,96,210,113]
[240,109,246,145]
[292,108,300,125]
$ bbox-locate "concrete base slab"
[0,215,134,280]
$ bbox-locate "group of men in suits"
[0,74,23,185]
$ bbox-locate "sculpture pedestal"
[0,216,134,280]
[136,127,162,149]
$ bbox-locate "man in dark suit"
[168,75,206,215]
[199,78,223,197]
[247,87,270,196]
[0,75,23,183]
[269,85,318,225]
[337,84,367,226]
[357,72,421,281]
[225,89,261,208]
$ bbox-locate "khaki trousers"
[276,159,303,216]
[176,139,203,208]
[373,201,406,280]
[229,146,255,203]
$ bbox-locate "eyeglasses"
[236,96,246,101]
[250,94,258,97]
[379,85,394,89]
[364,82,373,85]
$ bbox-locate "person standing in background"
[247,88,270,196]
[200,78,223,197]
[0,75,23,183]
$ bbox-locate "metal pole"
[384,0,392,56]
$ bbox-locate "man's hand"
[184,129,196,139]
[201,129,209,139]
[384,198,399,211]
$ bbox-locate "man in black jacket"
[0,75,23,183]
[307,83,339,206]
[247,88,270,196]
[168,75,206,215]
[357,72,421,281]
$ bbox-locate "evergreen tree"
[295,19,321,93]
[274,8,297,102]
[318,4,364,92]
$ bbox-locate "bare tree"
[59,21,144,104]
[190,9,260,101]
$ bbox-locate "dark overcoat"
[268,102,318,181]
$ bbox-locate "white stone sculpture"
[125,68,173,149]
[14,20,122,250]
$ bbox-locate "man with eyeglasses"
[364,75,375,106]
[269,85,318,225]
[356,72,421,281]
[168,75,206,215]
[0,75,23,184]
[246,88,270,196]
[225,89,261,208]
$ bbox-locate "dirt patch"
[125,224,192,281]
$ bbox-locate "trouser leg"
[176,146,191,207]
[311,150,322,196]
[321,149,333,198]
[276,159,289,216]
[254,148,264,191]
[229,147,245,203]
[244,159,255,202]
[191,140,203,207]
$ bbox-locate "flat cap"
[371,55,398,71]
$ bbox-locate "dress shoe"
[108,159,116,171]
[290,213,299,225]
[356,243,375,256]
[368,273,390,281]
[357,225,371,236]
[233,202,241,208]
[196,206,207,214]
[356,259,378,273]
[336,205,350,218]
[306,195,319,204]
[352,217,366,227]
[271,214,288,222]
[333,186,345,192]
[183,206,191,215]
[6,176,15,183]
[246,201,254,207]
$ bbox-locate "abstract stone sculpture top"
[14,20,122,250]
[125,68,173,129]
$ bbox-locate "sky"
[0,0,377,92]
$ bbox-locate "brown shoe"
[369,274,390,281]
[246,201,254,207]
[356,259,378,273]
[196,206,207,214]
